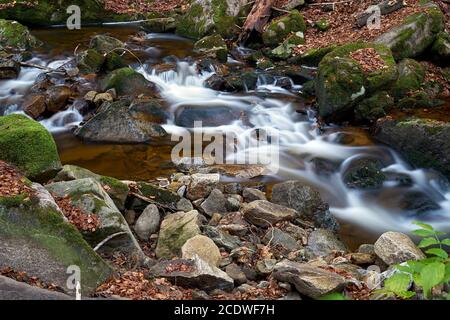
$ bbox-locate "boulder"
[430,31,450,64]
[200,188,228,217]
[176,0,250,39]
[242,188,267,202]
[0,183,112,295]
[202,225,243,251]
[0,54,20,79]
[306,229,348,258]
[0,114,61,181]
[315,42,397,120]
[141,17,177,33]
[271,181,339,231]
[273,260,348,299]
[262,10,306,47]
[269,31,305,59]
[262,228,300,252]
[134,204,160,241]
[175,105,239,127]
[343,158,386,189]
[0,276,72,300]
[187,173,220,201]
[194,34,228,62]
[132,181,192,212]
[374,231,425,265]
[375,117,450,179]
[281,0,305,10]
[354,91,394,123]
[0,19,40,50]
[391,58,425,99]
[181,235,221,266]
[22,94,46,119]
[101,67,156,96]
[75,99,168,144]
[45,85,73,113]
[156,210,201,259]
[89,35,125,54]
[225,263,247,285]
[76,49,105,74]
[150,256,234,291]
[375,3,444,60]
[241,200,296,227]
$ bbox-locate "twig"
[271,7,290,14]
[94,232,128,252]
[129,192,176,211]
[19,62,55,72]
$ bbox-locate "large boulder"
[0,19,40,50]
[45,178,144,261]
[374,231,426,265]
[155,210,201,259]
[176,0,250,39]
[75,99,168,144]
[0,114,61,181]
[375,117,450,180]
[375,3,445,60]
[262,10,306,47]
[101,67,156,96]
[315,43,397,121]
[0,183,112,295]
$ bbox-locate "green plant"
[379,221,450,299]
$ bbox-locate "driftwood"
[238,0,275,44]
[356,0,405,27]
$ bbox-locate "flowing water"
[1,26,450,246]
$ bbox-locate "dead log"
[238,0,275,44]
[356,0,405,28]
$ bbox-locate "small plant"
[378,221,450,300]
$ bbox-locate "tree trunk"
[238,0,275,44]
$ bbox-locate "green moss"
[212,0,236,38]
[315,18,329,31]
[101,67,149,96]
[262,10,306,47]
[0,193,31,208]
[288,46,336,67]
[391,58,425,99]
[0,114,61,182]
[0,19,40,50]
[76,49,105,74]
[354,91,394,123]
[344,159,386,189]
[176,3,206,39]
[194,34,228,62]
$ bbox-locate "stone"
[262,10,306,47]
[374,231,426,265]
[0,276,72,300]
[181,235,221,267]
[200,189,227,217]
[202,225,243,251]
[76,49,105,74]
[242,200,296,227]
[75,99,168,144]
[225,196,241,212]
[22,94,46,119]
[358,244,375,255]
[391,58,425,99]
[93,93,114,106]
[225,263,247,285]
[354,91,394,123]
[0,55,20,79]
[262,228,300,252]
[45,85,72,113]
[281,0,305,10]
[242,188,267,202]
[89,34,125,54]
[271,181,339,231]
[375,3,445,60]
[0,114,61,181]
[256,259,277,275]
[134,204,160,240]
[132,181,191,212]
[269,31,305,59]
[175,105,239,127]
[101,67,156,96]
[0,19,40,50]
[156,210,201,259]
[187,173,220,201]
[141,17,177,33]
[194,34,228,62]
[306,229,348,258]
[273,260,348,299]
[343,158,386,189]
[431,31,450,62]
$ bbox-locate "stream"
[1,25,450,247]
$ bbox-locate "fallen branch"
[94,232,128,252]
[238,0,275,44]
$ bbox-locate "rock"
[273,260,348,299]
[391,58,425,99]
[255,259,277,275]
[93,92,114,106]
[132,181,191,212]
[374,231,425,265]
[181,235,221,266]
[75,99,167,144]
[200,189,227,217]
[176,0,249,39]
[431,31,450,63]
[0,114,61,181]
[269,31,305,59]
[281,0,305,10]
[89,34,125,54]
[101,67,156,96]
[242,188,266,202]
[194,34,228,63]
[156,210,201,259]
[175,105,239,127]
[347,252,376,265]
[288,46,336,67]
[150,256,234,291]
[76,49,105,74]
[0,54,20,79]
[358,244,375,255]
[306,229,348,258]
[225,263,247,285]
[187,173,220,201]
[134,204,160,240]
[375,3,444,60]
[0,19,40,50]
[354,91,394,123]
[45,178,144,260]
[242,200,296,227]
[53,165,130,212]
[141,17,176,33]
[225,196,241,212]
[375,117,450,180]
[0,183,112,295]
[202,225,243,251]
[262,228,300,252]
[224,72,258,92]
[271,181,339,231]
[262,10,306,47]
[45,85,72,113]
[0,276,72,300]
[343,158,386,189]
[124,210,136,225]
[22,94,46,119]
[315,43,397,120]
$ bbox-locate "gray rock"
[273,260,348,299]
[200,189,227,217]
[175,105,239,128]
[225,263,247,285]
[263,228,300,252]
[242,188,267,202]
[187,173,220,200]
[202,225,243,251]
[242,200,296,227]
[225,196,241,212]
[141,17,176,33]
[134,204,160,240]
[306,229,348,258]
[374,232,425,265]
[181,235,221,267]
[0,276,72,300]
[256,259,277,275]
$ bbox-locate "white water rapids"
[1,44,450,236]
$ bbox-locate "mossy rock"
[375,3,444,60]
[141,17,177,33]
[391,58,425,99]
[76,49,105,74]
[269,31,305,60]
[430,31,450,64]
[315,42,397,120]
[0,183,112,295]
[224,72,258,91]
[355,91,394,123]
[315,18,329,31]
[262,10,306,47]
[397,91,444,109]
[343,158,386,189]
[89,35,125,54]
[0,19,41,50]
[194,34,228,62]
[0,114,61,182]
[101,67,153,96]
[288,46,336,67]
